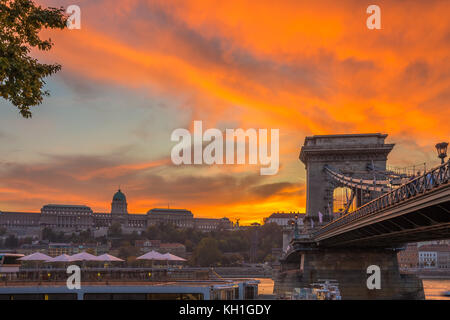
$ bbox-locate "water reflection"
[255,278,450,300]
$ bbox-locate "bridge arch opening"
[333,187,355,215]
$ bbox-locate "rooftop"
[0,211,40,215]
[42,204,91,209]
[147,208,193,215]
[418,245,450,252]
[267,212,306,219]
[160,243,185,248]
[112,189,126,202]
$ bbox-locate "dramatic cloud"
[0,0,448,223]
[0,151,303,223]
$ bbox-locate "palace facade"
[0,189,232,237]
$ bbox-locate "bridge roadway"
[313,161,450,247]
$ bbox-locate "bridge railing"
[315,160,450,238]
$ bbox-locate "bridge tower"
[274,133,428,300]
[299,134,394,224]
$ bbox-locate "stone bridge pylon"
[299,133,394,224]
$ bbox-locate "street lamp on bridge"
[290,214,300,240]
[435,142,448,164]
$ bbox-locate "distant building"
[0,211,40,237]
[18,241,109,257]
[264,212,306,227]
[194,217,232,231]
[40,204,94,232]
[397,243,419,268]
[418,244,450,269]
[47,243,73,257]
[135,240,162,253]
[147,208,194,228]
[19,241,49,255]
[0,189,232,239]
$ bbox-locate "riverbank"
[401,269,450,279]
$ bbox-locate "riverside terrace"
[2,267,210,282]
[0,267,260,300]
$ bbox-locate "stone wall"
[275,246,425,299]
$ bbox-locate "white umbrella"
[136,250,167,268]
[95,254,124,262]
[18,252,52,261]
[71,251,99,261]
[136,250,166,260]
[18,252,52,280]
[160,253,186,261]
[46,254,80,263]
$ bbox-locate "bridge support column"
[274,243,424,299]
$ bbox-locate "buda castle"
[0,189,232,238]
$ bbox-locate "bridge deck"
[314,161,450,247]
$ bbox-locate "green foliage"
[255,223,283,261]
[221,253,244,266]
[0,0,67,117]
[192,237,222,267]
[108,222,122,237]
[41,226,64,242]
[140,222,282,265]
[118,242,140,260]
[76,229,93,242]
[4,234,18,248]
[41,227,94,243]
[144,223,203,244]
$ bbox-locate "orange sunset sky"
[0,0,449,224]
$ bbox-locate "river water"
[255,278,450,300]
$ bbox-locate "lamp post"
[435,142,448,164]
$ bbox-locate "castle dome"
[113,189,126,202]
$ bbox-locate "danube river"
[256,278,450,300]
[423,279,450,300]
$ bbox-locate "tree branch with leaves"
[0,0,67,118]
